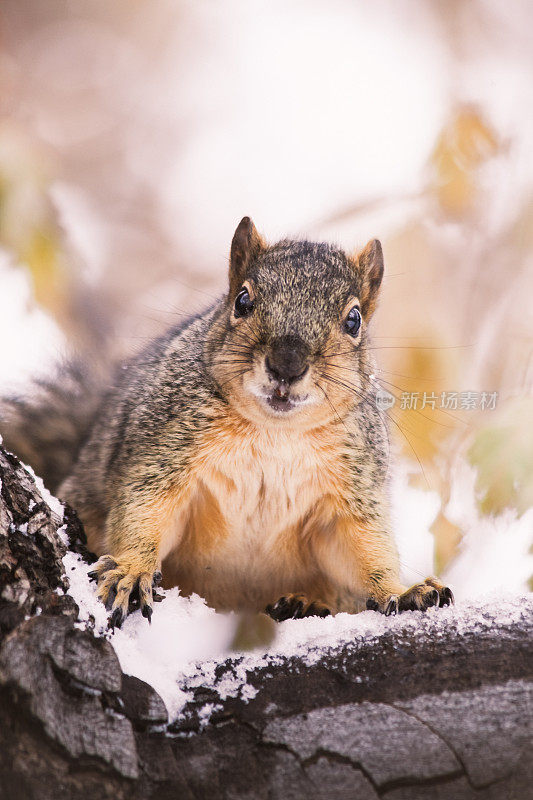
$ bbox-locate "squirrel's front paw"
[366,577,454,616]
[265,593,331,622]
[88,555,163,628]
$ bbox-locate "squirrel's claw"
[88,555,118,585]
[90,554,158,628]
[424,577,454,607]
[104,585,117,612]
[441,587,454,606]
[367,577,454,615]
[384,595,399,616]
[138,572,154,622]
[110,606,125,629]
[266,593,331,622]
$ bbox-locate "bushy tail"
[0,359,108,494]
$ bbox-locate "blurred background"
[0,0,532,598]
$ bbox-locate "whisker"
[318,371,395,463]
[365,345,473,352]
[364,374,466,429]
[385,412,431,490]
[216,368,250,390]
[373,367,444,383]
[323,360,465,431]
[318,371,431,476]
[318,384,352,439]
[214,359,251,366]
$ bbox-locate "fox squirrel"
[1,217,453,626]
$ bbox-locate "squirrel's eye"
[344,306,362,337]
[234,287,254,318]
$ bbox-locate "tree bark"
[1,444,532,800]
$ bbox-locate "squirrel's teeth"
[274,382,290,400]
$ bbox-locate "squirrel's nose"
[265,336,309,385]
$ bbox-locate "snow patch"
[111,589,236,721]
[62,550,109,634]
[21,460,64,522]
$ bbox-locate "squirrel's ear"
[355,239,384,318]
[229,217,266,293]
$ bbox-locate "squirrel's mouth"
[261,382,310,414]
[246,376,313,417]
[266,393,297,413]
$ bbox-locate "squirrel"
[1,217,453,626]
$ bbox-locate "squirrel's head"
[207,216,384,429]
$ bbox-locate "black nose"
[265,336,309,384]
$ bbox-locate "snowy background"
[0,0,532,721]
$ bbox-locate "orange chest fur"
[181,415,349,553]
